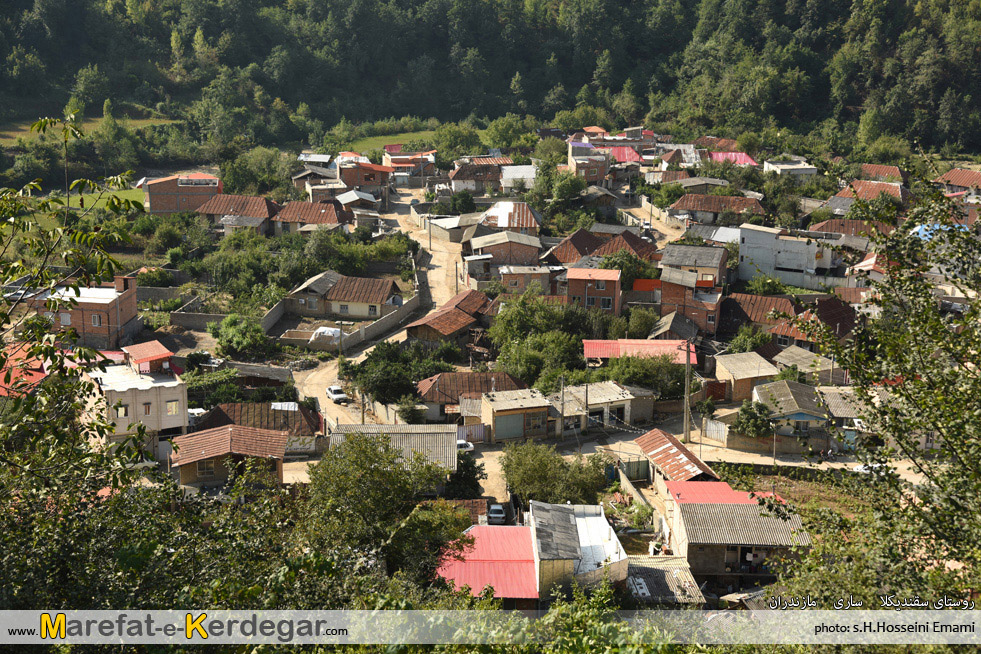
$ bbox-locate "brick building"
[659,268,722,335]
[139,173,222,214]
[566,268,622,315]
[469,232,542,265]
[26,275,140,349]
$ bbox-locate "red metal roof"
[664,481,758,504]
[634,429,718,481]
[171,425,289,466]
[566,268,621,281]
[437,526,538,599]
[608,146,643,163]
[707,151,758,165]
[859,163,906,182]
[583,339,694,364]
[383,144,403,154]
[122,341,173,364]
[471,156,513,166]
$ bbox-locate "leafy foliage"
[444,452,487,500]
[207,314,270,359]
[501,441,610,506]
[728,324,774,353]
[732,400,774,439]
[341,341,458,405]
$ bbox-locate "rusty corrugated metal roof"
[634,428,718,481]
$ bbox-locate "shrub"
[135,268,173,287]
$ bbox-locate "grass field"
[0,117,178,146]
[66,188,144,209]
[347,128,489,153]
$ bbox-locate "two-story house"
[139,173,222,214]
[26,275,140,349]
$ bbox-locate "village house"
[405,290,492,348]
[704,151,758,166]
[565,268,622,314]
[588,223,645,242]
[832,180,911,212]
[591,230,660,262]
[138,172,222,214]
[933,168,981,194]
[25,275,140,349]
[480,389,551,442]
[645,169,692,185]
[437,525,539,609]
[337,161,395,198]
[336,189,380,212]
[329,424,458,473]
[500,165,537,193]
[658,268,722,335]
[499,265,551,294]
[449,163,503,194]
[220,214,270,237]
[291,164,333,191]
[768,296,855,351]
[626,556,705,606]
[306,178,350,203]
[666,481,809,588]
[669,194,764,225]
[673,176,730,195]
[382,150,437,178]
[416,371,525,422]
[547,380,655,436]
[692,136,739,151]
[87,341,187,459]
[762,158,817,180]
[634,428,719,485]
[859,163,908,184]
[737,224,845,290]
[714,352,779,402]
[196,193,281,223]
[752,379,832,447]
[773,345,849,386]
[193,401,322,457]
[286,271,402,320]
[271,201,352,236]
[656,144,701,168]
[542,228,603,265]
[649,311,699,341]
[170,425,288,487]
[479,201,542,236]
[660,244,728,286]
[719,293,798,335]
[469,231,541,265]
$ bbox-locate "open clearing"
[66,187,144,209]
[0,117,177,146]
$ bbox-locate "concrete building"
[26,275,140,349]
[416,371,525,422]
[737,224,845,290]
[286,271,402,320]
[660,244,728,286]
[469,231,541,266]
[659,268,723,335]
[499,265,551,294]
[87,341,187,458]
[763,158,818,180]
[547,381,655,435]
[329,424,458,472]
[480,389,550,442]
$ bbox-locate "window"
[508,279,519,287]
[776,334,791,347]
[197,460,215,477]
[91,314,102,327]
[368,305,378,316]
[572,296,583,305]
[525,412,544,431]
[594,280,606,290]
[707,314,716,324]
[586,296,596,307]
[600,297,613,310]
[116,405,129,418]
[307,298,317,310]
[589,169,597,176]
[740,255,744,262]
[59,313,71,326]
[339,304,349,314]
[166,400,180,416]
[143,402,152,416]
[794,420,810,433]
[741,237,745,244]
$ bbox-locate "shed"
[714,352,779,402]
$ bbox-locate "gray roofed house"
[470,231,542,250]
[649,311,699,341]
[715,352,779,381]
[678,503,811,547]
[817,386,863,420]
[752,379,827,419]
[529,501,582,560]
[660,243,726,269]
[677,176,729,190]
[221,214,268,229]
[589,223,643,237]
[290,270,343,296]
[627,556,706,605]
[684,224,741,244]
[772,345,847,385]
[329,424,458,472]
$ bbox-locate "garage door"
[495,413,524,440]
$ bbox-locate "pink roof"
[583,339,694,364]
[383,144,403,154]
[437,526,538,599]
[664,481,758,504]
[708,151,758,166]
[566,268,621,281]
[608,146,642,163]
[122,341,173,365]
[583,126,607,134]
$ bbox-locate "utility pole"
[559,375,565,439]
[360,388,365,424]
[683,337,692,444]
[455,260,459,294]
[428,215,432,252]
[584,380,590,435]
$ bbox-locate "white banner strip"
[0,610,978,645]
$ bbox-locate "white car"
[487,504,507,525]
[325,385,349,404]
[853,463,886,475]
[456,439,475,452]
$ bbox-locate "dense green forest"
[2,0,980,158]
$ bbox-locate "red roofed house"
[271,201,352,236]
[607,146,643,163]
[383,144,403,154]
[286,270,402,320]
[591,230,660,261]
[834,180,910,204]
[479,201,542,236]
[86,340,187,457]
[934,168,981,194]
[634,428,718,484]
[669,194,764,225]
[859,163,907,184]
[139,173,222,214]
[768,297,855,351]
[405,290,492,348]
[692,136,739,151]
[583,339,695,365]
[196,193,281,222]
[719,293,799,334]
[566,268,622,315]
[0,343,49,398]
[338,161,395,199]
[543,228,603,265]
[437,525,539,609]
[170,425,289,486]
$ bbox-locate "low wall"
[171,296,286,334]
[370,399,399,424]
[137,286,185,303]
[260,299,286,332]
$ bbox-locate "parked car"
[853,463,886,475]
[456,439,474,452]
[487,504,506,525]
[326,385,349,404]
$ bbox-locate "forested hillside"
[2,0,980,151]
